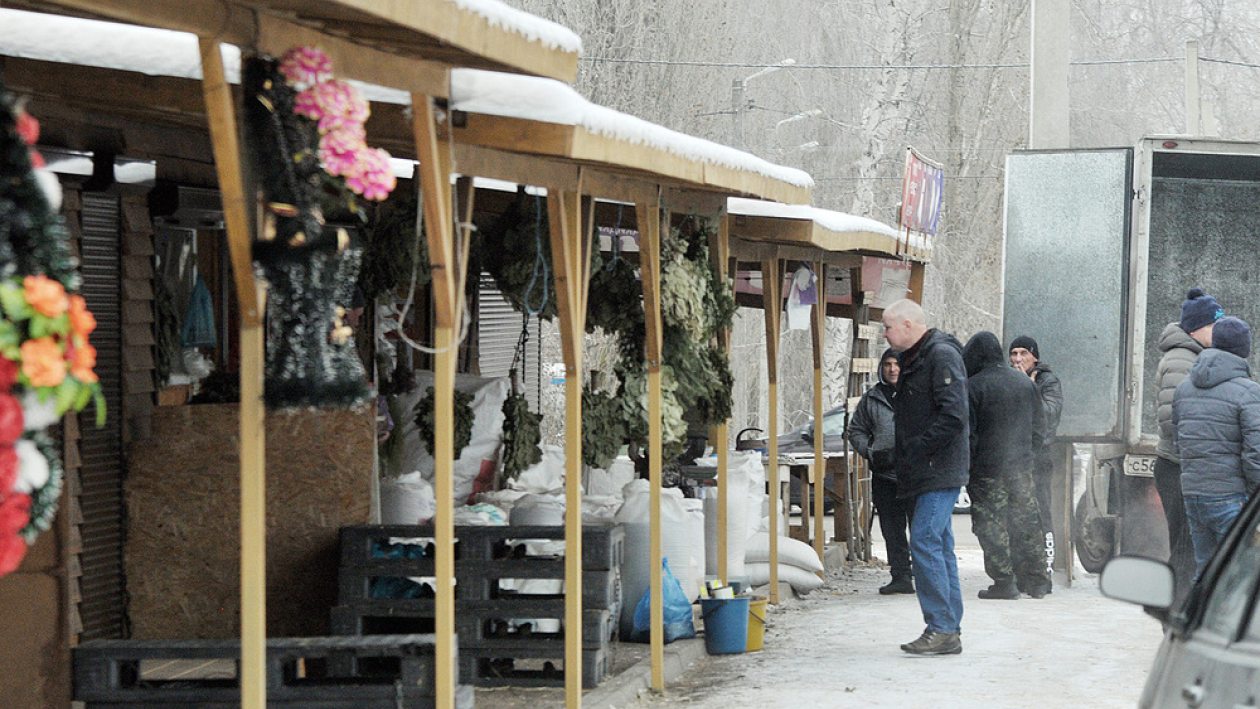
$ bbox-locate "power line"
[1202,57,1260,69]
[580,56,1184,70]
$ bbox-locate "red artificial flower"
[15,110,39,146]
[0,533,27,576]
[0,492,30,536]
[68,295,97,339]
[0,395,22,447]
[0,446,15,496]
[0,358,17,393]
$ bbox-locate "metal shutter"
[77,193,126,641]
[476,272,540,407]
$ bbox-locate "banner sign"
[900,147,944,236]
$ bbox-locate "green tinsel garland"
[22,431,63,542]
[499,389,542,478]
[414,386,475,458]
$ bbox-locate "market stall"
[0,2,581,709]
[436,67,811,698]
[726,198,931,593]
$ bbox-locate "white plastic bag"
[745,561,824,594]
[380,472,436,525]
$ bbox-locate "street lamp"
[769,109,822,153]
[731,58,795,148]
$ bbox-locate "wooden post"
[636,198,665,689]
[762,257,781,605]
[198,38,266,709]
[413,92,465,709]
[547,186,592,708]
[710,217,732,584]
[908,261,926,305]
[811,262,827,570]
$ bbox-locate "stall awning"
[2,0,582,91]
[447,69,813,205]
[728,197,931,262]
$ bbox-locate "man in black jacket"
[1009,335,1063,583]
[965,332,1051,600]
[882,299,969,656]
[847,349,912,595]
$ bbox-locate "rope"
[522,194,551,317]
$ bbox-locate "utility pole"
[1185,40,1200,135]
[1030,0,1070,148]
[731,59,795,150]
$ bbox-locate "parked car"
[1100,489,1260,709]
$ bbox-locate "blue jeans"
[910,488,964,634]
[1184,493,1249,578]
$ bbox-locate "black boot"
[977,581,1020,600]
[879,576,916,595]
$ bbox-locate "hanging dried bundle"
[499,388,542,478]
[414,385,475,458]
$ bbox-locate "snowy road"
[627,522,1165,709]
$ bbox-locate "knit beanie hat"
[1009,335,1039,361]
[1181,287,1223,333]
[1212,316,1251,359]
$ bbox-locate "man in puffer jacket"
[847,349,912,595]
[963,332,1051,600]
[1156,288,1223,595]
[1172,316,1260,577]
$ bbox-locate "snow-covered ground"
[627,522,1165,709]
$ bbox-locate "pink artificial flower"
[294,80,369,133]
[319,128,367,178]
[278,46,333,90]
[344,147,396,201]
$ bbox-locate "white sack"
[745,561,825,594]
[699,452,751,578]
[744,532,825,572]
[380,472,436,525]
[615,480,698,637]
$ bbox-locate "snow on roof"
[449,69,814,190]
[0,9,241,82]
[728,196,932,255]
[449,0,582,54]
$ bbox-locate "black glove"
[871,448,896,471]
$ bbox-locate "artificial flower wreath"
[0,83,105,576]
[244,46,395,408]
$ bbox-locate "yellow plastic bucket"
[747,595,768,651]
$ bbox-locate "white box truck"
[1003,137,1260,573]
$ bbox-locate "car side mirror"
[1100,556,1174,622]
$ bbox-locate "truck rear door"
[1003,149,1133,440]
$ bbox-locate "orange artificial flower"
[20,337,66,388]
[69,343,98,384]
[68,295,96,338]
[23,275,68,318]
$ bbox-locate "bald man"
[882,299,970,656]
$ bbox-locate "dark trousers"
[872,475,913,579]
[1153,456,1196,601]
[1034,452,1056,576]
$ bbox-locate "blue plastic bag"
[630,558,697,643]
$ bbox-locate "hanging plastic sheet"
[180,272,217,348]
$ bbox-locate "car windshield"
[1190,501,1260,642]
[791,409,846,439]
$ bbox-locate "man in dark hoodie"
[1155,288,1223,596]
[964,332,1051,600]
[1009,335,1063,583]
[1172,316,1260,577]
[847,349,912,595]
[882,299,969,656]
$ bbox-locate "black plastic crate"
[73,634,451,708]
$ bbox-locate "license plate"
[1123,455,1157,477]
